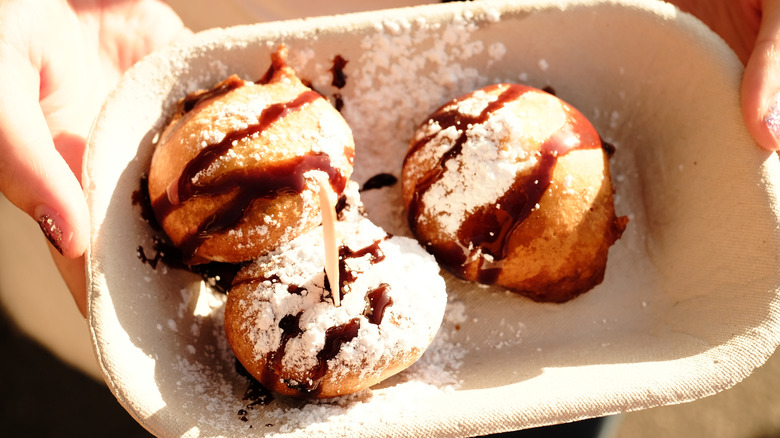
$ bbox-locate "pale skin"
[0,0,190,315]
[0,0,776,317]
[670,0,780,152]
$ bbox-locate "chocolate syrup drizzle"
[133,174,242,293]
[360,173,398,192]
[405,84,601,283]
[179,75,244,114]
[365,284,393,325]
[133,52,369,407]
[151,89,348,263]
[242,235,393,397]
[235,359,275,419]
[304,318,360,396]
[337,237,387,294]
[265,315,362,398]
[261,312,303,390]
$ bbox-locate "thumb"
[742,0,780,151]
[0,49,89,259]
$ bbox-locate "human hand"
[666,0,780,152]
[0,0,190,316]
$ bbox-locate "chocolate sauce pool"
[405,84,602,283]
[329,55,348,89]
[360,173,398,192]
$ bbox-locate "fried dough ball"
[224,215,446,399]
[147,45,355,264]
[402,84,627,302]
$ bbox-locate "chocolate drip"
[338,238,387,290]
[320,237,389,305]
[330,55,348,89]
[327,55,349,111]
[601,137,617,157]
[364,284,393,325]
[335,194,348,216]
[360,173,398,192]
[136,241,166,270]
[406,84,601,281]
[240,238,393,397]
[255,48,288,85]
[167,90,322,206]
[322,269,337,303]
[287,285,306,296]
[132,174,160,230]
[261,312,304,391]
[332,94,344,112]
[234,236,391,325]
[233,274,305,295]
[134,175,242,293]
[151,90,349,263]
[194,261,243,294]
[279,318,361,397]
[138,236,240,292]
[301,318,360,396]
[178,75,244,114]
[241,310,360,399]
[235,359,274,419]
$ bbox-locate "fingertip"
[762,91,780,151]
[0,131,92,259]
[741,47,780,152]
[741,1,780,152]
[35,201,89,259]
[0,134,91,260]
[1,159,90,260]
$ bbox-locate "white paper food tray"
[84,1,780,436]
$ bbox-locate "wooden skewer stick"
[317,174,340,307]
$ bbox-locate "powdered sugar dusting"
[343,11,500,185]
[251,297,467,436]
[143,5,590,435]
[233,215,447,390]
[404,86,570,238]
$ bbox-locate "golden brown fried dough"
[225,216,447,399]
[148,45,355,264]
[402,84,627,302]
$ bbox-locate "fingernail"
[35,206,71,255]
[765,93,780,144]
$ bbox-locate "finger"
[0,48,90,259]
[49,249,87,317]
[742,0,780,151]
